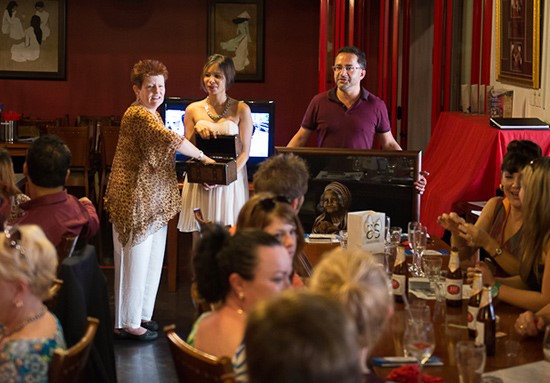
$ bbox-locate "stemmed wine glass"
[408,222,427,276]
[404,319,435,383]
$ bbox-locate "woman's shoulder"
[481,196,503,216]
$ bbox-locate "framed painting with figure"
[496,0,541,88]
[0,0,66,80]
[208,0,264,82]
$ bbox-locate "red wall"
[0,0,319,146]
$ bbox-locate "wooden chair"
[44,278,64,310]
[97,125,120,218]
[46,126,92,199]
[56,234,79,266]
[164,324,236,383]
[48,317,100,383]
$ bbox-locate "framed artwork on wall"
[0,0,66,80]
[496,0,541,88]
[208,0,264,82]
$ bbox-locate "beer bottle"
[467,270,483,338]
[391,246,408,303]
[446,247,463,307]
[475,286,496,356]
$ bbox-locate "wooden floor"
[99,217,197,383]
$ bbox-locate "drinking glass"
[422,256,443,294]
[456,340,486,383]
[383,216,391,273]
[544,324,550,361]
[338,230,348,249]
[410,224,427,276]
[403,320,435,383]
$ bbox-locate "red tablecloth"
[421,112,550,237]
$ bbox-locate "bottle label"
[467,306,479,331]
[475,321,484,346]
[446,278,463,301]
[392,274,406,296]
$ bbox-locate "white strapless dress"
[178,120,249,232]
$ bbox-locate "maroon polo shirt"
[16,191,99,248]
[301,88,391,149]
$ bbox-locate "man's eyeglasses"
[4,224,24,256]
[332,65,363,73]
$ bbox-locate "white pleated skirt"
[178,166,249,232]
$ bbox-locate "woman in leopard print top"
[105,59,212,340]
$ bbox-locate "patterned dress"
[105,105,185,247]
[0,318,66,383]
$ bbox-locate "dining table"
[303,234,548,380]
[370,297,546,381]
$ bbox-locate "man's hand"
[414,171,429,194]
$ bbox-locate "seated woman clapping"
[0,225,66,381]
[438,140,542,276]
[188,224,291,358]
[468,157,550,312]
[310,247,394,382]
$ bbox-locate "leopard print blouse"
[104,105,185,247]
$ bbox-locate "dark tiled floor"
[100,220,197,383]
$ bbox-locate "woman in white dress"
[11,15,41,63]
[34,1,50,41]
[178,54,253,232]
[2,1,24,40]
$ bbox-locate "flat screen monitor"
[161,97,275,180]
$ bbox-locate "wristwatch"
[197,151,204,161]
[494,247,503,258]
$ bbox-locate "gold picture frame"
[496,0,541,88]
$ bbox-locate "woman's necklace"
[205,97,231,122]
[0,306,47,341]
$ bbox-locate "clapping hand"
[437,212,465,234]
[457,222,488,248]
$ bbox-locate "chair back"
[48,317,99,383]
[46,126,91,198]
[164,324,236,383]
[45,278,64,310]
[46,126,91,168]
[56,234,79,265]
[99,125,120,169]
[98,125,120,217]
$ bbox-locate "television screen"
[161,97,275,180]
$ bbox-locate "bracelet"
[196,151,204,161]
[491,282,501,299]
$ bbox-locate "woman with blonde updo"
[310,247,394,383]
[0,224,66,381]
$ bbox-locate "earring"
[238,291,245,301]
[499,184,504,191]
[15,300,23,308]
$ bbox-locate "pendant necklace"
[0,305,47,342]
[205,98,230,122]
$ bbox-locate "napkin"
[386,364,443,383]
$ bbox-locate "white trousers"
[113,225,167,329]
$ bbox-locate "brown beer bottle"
[475,286,496,356]
[391,246,408,303]
[467,270,483,338]
[446,247,463,307]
